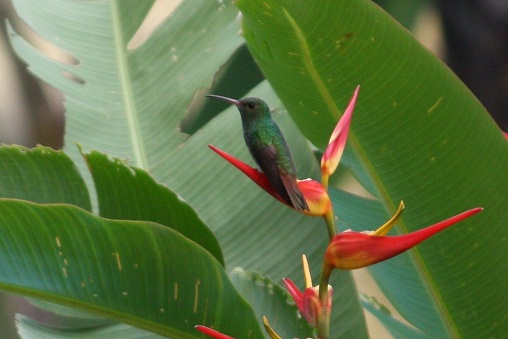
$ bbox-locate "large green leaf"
[0,145,224,269]
[0,145,259,337]
[0,199,263,338]
[236,0,507,337]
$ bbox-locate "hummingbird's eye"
[247,102,256,109]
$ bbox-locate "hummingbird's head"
[206,95,270,119]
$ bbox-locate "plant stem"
[324,208,336,239]
[317,264,332,339]
[321,172,329,190]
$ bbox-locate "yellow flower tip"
[302,254,312,288]
[373,200,405,236]
[262,316,282,339]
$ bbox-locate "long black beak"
[205,94,241,106]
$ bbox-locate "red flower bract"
[195,325,235,339]
[325,207,483,270]
[321,85,359,184]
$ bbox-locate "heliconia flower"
[284,278,332,328]
[208,144,331,216]
[195,325,235,339]
[321,86,359,187]
[283,255,333,329]
[324,207,483,270]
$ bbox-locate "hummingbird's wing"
[249,134,309,211]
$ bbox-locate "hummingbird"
[206,94,309,211]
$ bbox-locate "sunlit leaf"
[236,0,508,337]
[0,200,262,338]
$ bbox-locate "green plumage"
[207,95,309,211]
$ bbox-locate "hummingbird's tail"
[279,174,310,211]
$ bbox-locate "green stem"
[317,264,332,339]
[324,208,336,240]
[318,171,335,338]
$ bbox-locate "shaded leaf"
[8,0,244,171]
[84,150,224,266]
[180,44,265,134]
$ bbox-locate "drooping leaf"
[0,144,224,273]
[0,200,263,338]
[83,150,224,266]
[236,0,508,337]
[0,145,90,210]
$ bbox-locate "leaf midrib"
[111,1,147,169]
